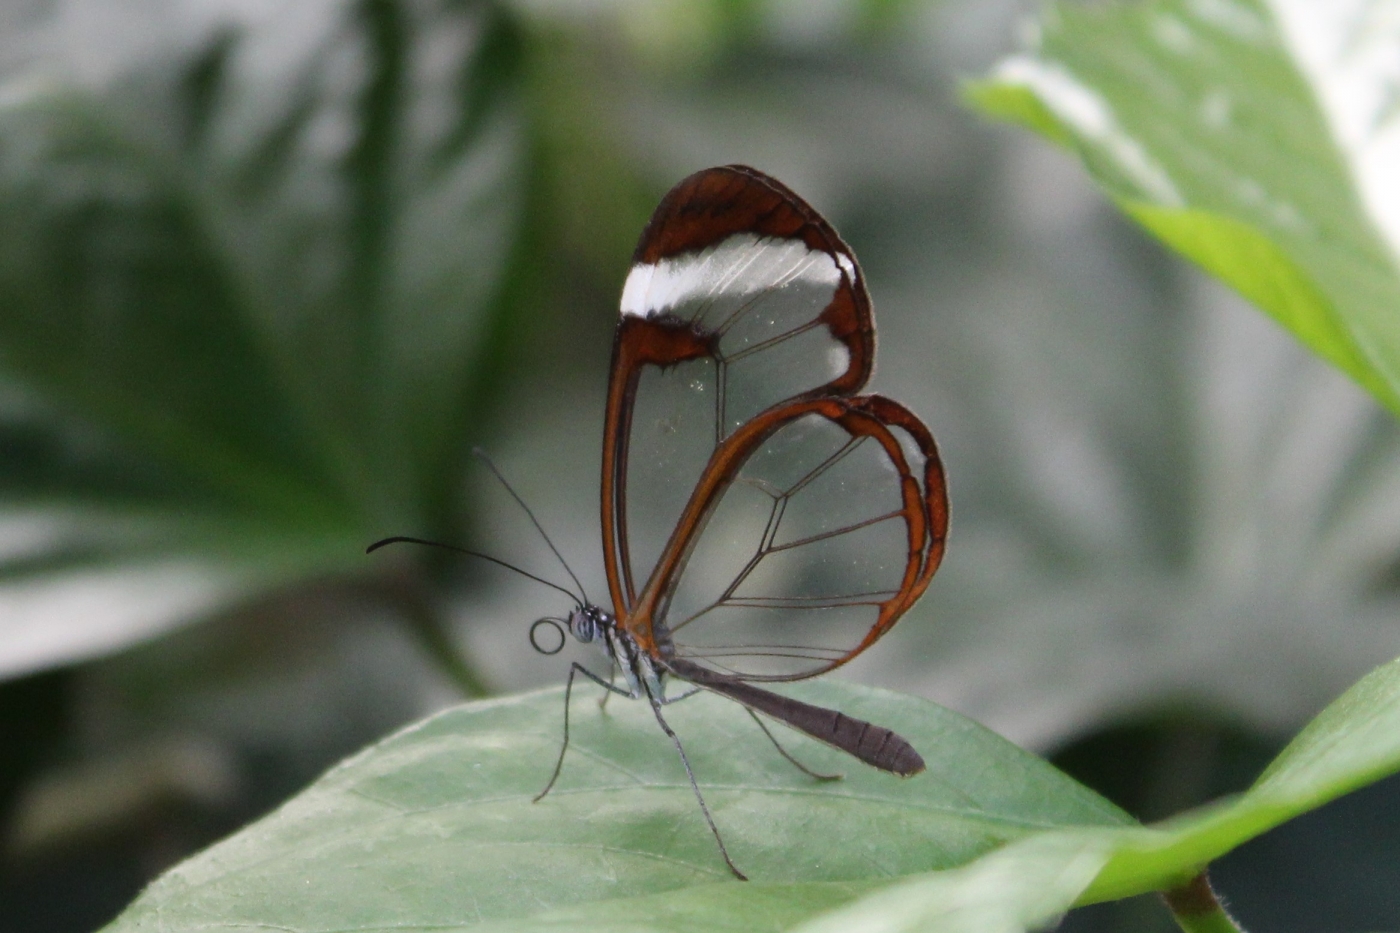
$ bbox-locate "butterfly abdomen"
[665,657,925,777]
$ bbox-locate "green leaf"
[792,653,1400,933]
[101,681,1129,931]
[98,656,1400,930]
[967,0,1400,417]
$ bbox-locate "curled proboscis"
[529,617,567,655]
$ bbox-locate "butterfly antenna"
[366,536,582,605]
[472,447,590,605]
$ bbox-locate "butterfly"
[373,164,948,880]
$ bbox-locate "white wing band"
[620,233,846,319]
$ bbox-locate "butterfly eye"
[529,617,567,655]
[564,609,596,643]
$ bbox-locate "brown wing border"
[601,165,876,618]
[623,393,948,677]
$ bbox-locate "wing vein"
[766,507,906,554]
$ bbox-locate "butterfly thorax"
[566,604,667,701]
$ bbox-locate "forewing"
[601,166,874,618]
[637,395,947,679]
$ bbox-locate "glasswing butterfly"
[373,164,948,880]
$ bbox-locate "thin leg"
[576,662,634,698]
[536,663,632,802]
[646,690,747,881]
[746,708,842,781]
[598,663,617,711]
[658,685,702,706]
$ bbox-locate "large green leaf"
[967,0,1400,417]
[0,0,527,679]
[98,655,1400,930]
[101,681,1129,931]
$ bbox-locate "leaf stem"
[1163,870,1246,933]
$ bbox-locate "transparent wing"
[636,395,947,680]
[623,231,865,439]
[602,166,874,618]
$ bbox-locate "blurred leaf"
[0,0,529,679]
[100,681,1129,931]
[967,0,1400,417]
[1084,650,1400,902]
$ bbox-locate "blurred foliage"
[968,0,1400,418]
[0,0,1398,931]
[0,0,532,687]
[0,0,536,924]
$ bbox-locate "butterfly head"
[567,605,613,643]
[528,604,614,655]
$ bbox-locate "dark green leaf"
[0,0,529,678]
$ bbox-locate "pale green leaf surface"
[102,682,1128,932]
[968,0,1400,416]
[102,657,1400,931]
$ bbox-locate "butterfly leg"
[658,684,702,706]
[598,663,617,711]
[594,654,697,709]
[745,708,842,781]
[645,688,748,881]
[535,663,633,803]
